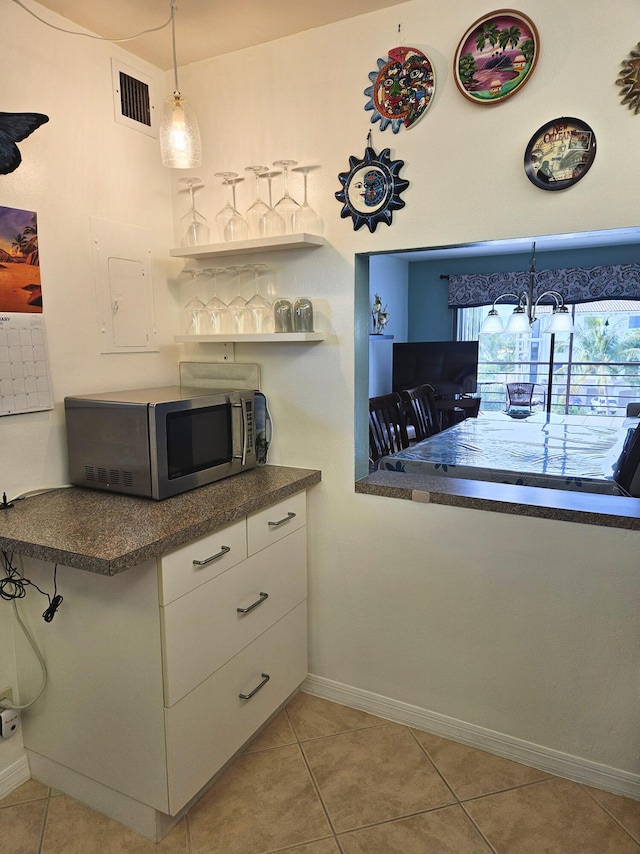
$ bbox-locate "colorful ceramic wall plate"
[616,43,640,114]
[364,46,436,133]
[524,117,596,191]
[335,146,409,232]
[454,9,539,104]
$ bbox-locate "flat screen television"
[392,341,479,397]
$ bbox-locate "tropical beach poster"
[0,205,42,313]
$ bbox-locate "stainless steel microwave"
[64,386,256,500]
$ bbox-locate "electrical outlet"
[0,708,19,738]
[0,687,13,707]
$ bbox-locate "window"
[458,300,640,415]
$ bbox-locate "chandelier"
[480,242,574,335]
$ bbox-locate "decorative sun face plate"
[364,46,436,133]
[335,146,409,232]
[616,43,640,113]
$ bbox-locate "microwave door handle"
[232,401,247,466]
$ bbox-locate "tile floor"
[2,692,639,853]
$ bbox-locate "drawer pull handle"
[192,545,231,566]
[268,512,296,528]
[237,592,269,614]
[239,673,270,700]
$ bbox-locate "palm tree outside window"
[459,301,640,416]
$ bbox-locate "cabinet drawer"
[158,519,247,605]
[161,527,307,706]
[165,600,307,815]
[247,491,306,556]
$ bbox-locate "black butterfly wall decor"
[0,112,49,175]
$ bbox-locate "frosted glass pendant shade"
[160,94,202,169]
[546,306,574,334]
[480,310,504,334]
[505,308,531,334]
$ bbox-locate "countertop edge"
[0,467,322,575]
[355,472,640,530]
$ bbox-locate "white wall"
[175,0,639,784]
[0,0,178,770]
[1,0,638,791]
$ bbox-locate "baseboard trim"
[302,675,639,801]
[0,754,30,800]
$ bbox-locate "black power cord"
[0,551,63,621]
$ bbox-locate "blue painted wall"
[407,242,640,341]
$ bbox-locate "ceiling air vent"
[111,59,158,138]
[119,71,151,127]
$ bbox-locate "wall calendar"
[0,313,53,416]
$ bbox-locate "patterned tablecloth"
[377,412,633,495]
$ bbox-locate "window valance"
[447,264,640,308]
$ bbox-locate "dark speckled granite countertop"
[356,470,640,530]
[0,466,321,575]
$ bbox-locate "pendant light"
[480,243,575,336]
[159,1,201,169]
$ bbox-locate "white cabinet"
[160,526,307,706]
[158,517,247,604]
[17,491,309,839]
[165,601,307,812]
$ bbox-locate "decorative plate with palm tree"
[454,10,539,104]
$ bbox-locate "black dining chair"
[368,392,410,464]
[614,424,640,497]
[399,384,441,442]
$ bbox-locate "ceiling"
[26,0,408,70]
[383,227,640,263]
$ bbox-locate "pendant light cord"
[170,0,180,94]
[11,0,172,43]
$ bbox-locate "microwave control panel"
[246,400,255,450]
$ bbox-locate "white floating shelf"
[170,233,324,259]
[175,332,325,343]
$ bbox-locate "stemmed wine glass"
[179,177,210,247]
[245,166,285,238]
[273,159,301,234]
[202,267,230,334]
[225,265,249,333]
[214,172,249,242]
[244,264,274,333]
[181,270,207,334]
[291,166,324,235]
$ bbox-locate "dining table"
[376,410,637,495]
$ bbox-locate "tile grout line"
[184,805,193,854]
[407,727,500,854]
[37,789,52,854]
[284,706,344,853]
[291,716,490,847]
[457,801,499,854]
[578,783,640,846]
[289,723,390,746]
[460,775,569,804]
